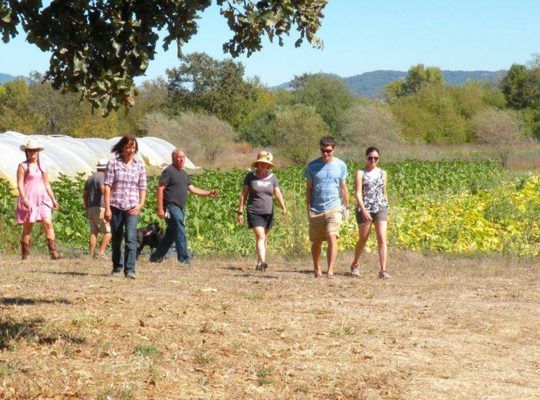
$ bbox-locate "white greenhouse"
[0,131,197,190]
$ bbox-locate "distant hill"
[0,73,16,84]
[275,70,506,98]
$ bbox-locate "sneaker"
[255,263,263,271]
[111,267,122,276]
[350,264,360,277]
[178,259,191,266]
[261,262,268,271]
[378,271,391,279]
[125,272,136,280]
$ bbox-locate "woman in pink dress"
[16,139,60,260]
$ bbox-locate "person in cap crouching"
[237,151,287,271]
[83,158,111,259]
[16,139,61,260]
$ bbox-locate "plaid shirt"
[104,156,147,211]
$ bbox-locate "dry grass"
[0,250,538,399]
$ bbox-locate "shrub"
[141,112,236,166]
[269,104,329,164]
[342,103,404,148]
[472,108,523,168]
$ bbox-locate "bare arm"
[104,185,111,222]
[340,179,349,209]
[305,179,313,215]
[17,164,30,209]
[43,171,59,209]
[383,170,389,203]
[188,185,218,198]
[237,185,249,223]
[156,183,166,219]
[274,187,287,215]
[355,170,372,221]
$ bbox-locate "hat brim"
[20,145,44,152]
[251,160,276,168]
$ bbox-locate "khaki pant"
[87,206,111,235]
[308,206,343,242]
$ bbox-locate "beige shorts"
[87,206,111,235]
[308,206,343,242]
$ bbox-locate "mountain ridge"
[275,69,506,98]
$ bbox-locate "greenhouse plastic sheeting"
[0,131,197,190]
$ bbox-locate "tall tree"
[291,74,353,139]
[385,64,445,100]
[501,63,540,109]
[0,1,327,113]
[166,52,258,128]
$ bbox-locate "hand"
[361,209,372,222]
[104,208,112,222]
[281,207,287,217]
[22,197,30,209]
[128,204,142,215]
[157,209,165,219]
[237,214,243,224]
[342,207,349,221]
[52,199,59,210]
[208,189,219,198]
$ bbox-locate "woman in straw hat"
[237,150,286,271]
[16,139,61,260]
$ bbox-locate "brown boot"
[46,238,61,260]
[21,241,30,260]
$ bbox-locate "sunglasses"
[320,148,334,154]
[367,156,379,161]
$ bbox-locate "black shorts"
[247,212,274,230]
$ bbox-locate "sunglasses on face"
[320,148,334,154]
[367,156,379,161]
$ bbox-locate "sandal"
[378,271,391,279]
[350,264,360,277]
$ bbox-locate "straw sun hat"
[20,139,45,152]
[96,158,108,170]
[251,150,276,168]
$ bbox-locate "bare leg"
[253,227,266,264]
[326,234,338,277]
[352,223,371,266]
[311,241,322,278]
[21,222,34,245]
[41,218,55,240]
[89,233,97,257]
[99,232,111,255]
[374,221,388,272]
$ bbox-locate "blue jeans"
[150,205,191,263]
[110,207,139,275]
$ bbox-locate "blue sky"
[1,0,539,86]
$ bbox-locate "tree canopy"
[0,0,327,114]
[385,64,445,101]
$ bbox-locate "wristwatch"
[236,210,243,215]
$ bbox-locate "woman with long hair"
[237,151,286,270]
[350,147,391,279]
[104,135,147,279]
[16,139,60,260]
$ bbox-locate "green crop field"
[0,160,538,257]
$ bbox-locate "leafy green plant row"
[1,160,536,257]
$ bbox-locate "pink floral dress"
[16,162,53,224]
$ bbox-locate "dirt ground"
[0,249,538,399]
